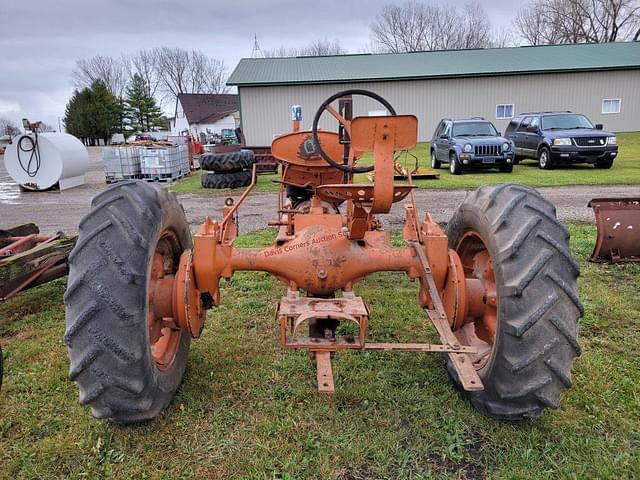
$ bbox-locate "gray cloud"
[0,0,524,128]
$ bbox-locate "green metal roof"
[227,42,640,86]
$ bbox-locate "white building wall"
[172,102,190,134]
[238,70,640,145]
[189,115,237,137]
[172,105,237,137]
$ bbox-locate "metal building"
[227,42,640,145]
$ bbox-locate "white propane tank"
[3,132,89,191]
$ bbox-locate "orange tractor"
[64,90,582,423]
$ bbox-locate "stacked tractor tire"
[200,150,255,189]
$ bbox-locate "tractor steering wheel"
[311,89,397,174]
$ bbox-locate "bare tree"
[72,55,130,98]
[370,1,495,52]
[155,47,229,101]
[264,39,347,57]
[0,118,20,136]
[460,2,493,49]
[492,27,516,48]
[203,58,229,94]
[575,0,640,42]
[299,39,347,56]
[515,1,562,45]
[370,1,434,52]
[516,0,640,45]
[129,49,161,99]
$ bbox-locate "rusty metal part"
[219,164,257,243]
[174,250,206,337]
[248,147,278,174]
[0,226,73,301]
[364,343,477,352]
[350,115,418,213]
[1,260,66,300]
[228,227,421,296]
[393,151,440,180]
[147,230,184,371]
[315,351,335,393]
[279,289,369,350]
[315,184,414,205]
[442,250,468,331]
[177,90,494,395]
[272,131,345,188]
[408,240,484,391]
[0,234,52,257]
[589,197,640,263]
[452,231,498,370]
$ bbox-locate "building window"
[496,104,514,119]
[602,99,621,114]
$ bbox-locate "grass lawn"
[1,225,638,479]
[170,132,640,195]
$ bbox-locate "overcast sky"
[0,0,524,130]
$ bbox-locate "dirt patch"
[2,148,639,234]
[0,327,34,346]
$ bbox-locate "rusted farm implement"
[64,90,582,423]
[588,197,640,263]
[1,223,75,392]
[1,223,75,301]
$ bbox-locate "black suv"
[430,118,515,175]
[505,112,618,169]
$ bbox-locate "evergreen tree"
[124,73,165,133]
[63,80,121,145]
[90,80,122,144]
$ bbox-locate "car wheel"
[449,152,462,175]
[431,150,442,169]
[499,163,513,173]
[594,158,614,169]
[538,147,553,170]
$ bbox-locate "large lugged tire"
[64,180,191,423]
[446,183,582,420]
[201,170,251,189]
[200,150,255,172]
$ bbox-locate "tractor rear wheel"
[445,183,582,420]
[64,180,192,423]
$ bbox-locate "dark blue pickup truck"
[505,112,618,169]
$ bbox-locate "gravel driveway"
[1,148,638,234]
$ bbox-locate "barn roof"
[227,42,640,86]
[177,94,239,124]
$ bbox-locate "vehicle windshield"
[452,121,498,137]
[542,114,594,130]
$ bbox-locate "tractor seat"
[316,184,414,205]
